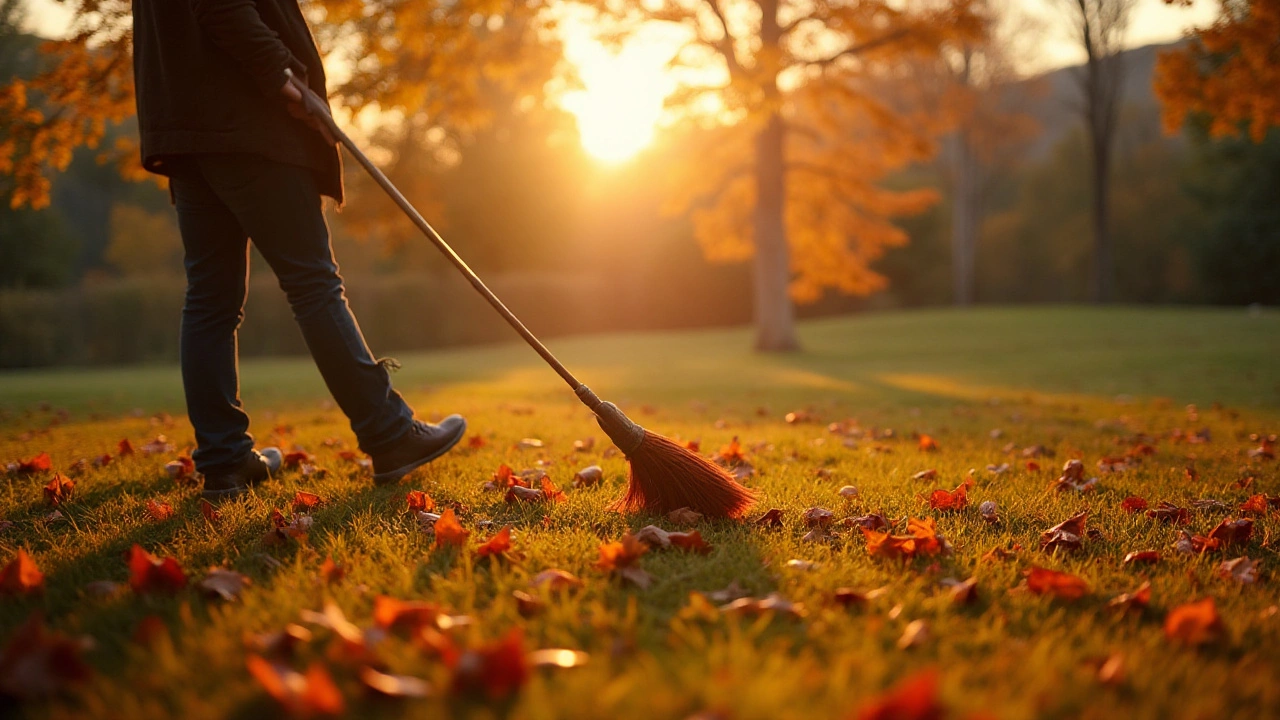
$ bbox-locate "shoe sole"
[372,419,467,486]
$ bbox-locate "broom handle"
[286,72,587,395]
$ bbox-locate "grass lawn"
[1,306,1278,719]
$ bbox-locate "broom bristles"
[609,430,757,519]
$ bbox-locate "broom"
[286,71,756,519]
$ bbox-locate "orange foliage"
[0,549,44,596]
[433,508,470,549]
[476,525,514,558]
[1025,566,1089,600]
[1156,0,1280,142]
[863,517,944,559]
[1164,597,1225,646]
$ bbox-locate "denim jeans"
[169,153,414,474]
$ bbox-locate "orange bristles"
[610,431,757,519]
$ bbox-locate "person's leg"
[169,162,256,475]
[192,154,414,454]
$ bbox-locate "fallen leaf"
[924,479,972,511]
[539,476,567,503]
[854,668,943,720]
[529,569,583,592]
[838,485,859,498]
[118,439,135,456]
[127,545,187,594]
[467,435,488,449]
[359,666,431,698]
[667,507,703,526]
[897,619,930,649]
[1120,496,1149,513]
[1040,511,1088,554]
[264,510,313,546]
[291,492,324,513]
[527,648,589,668]
[1238,494,1278,514]
[716,437,748,465]
[198,568,251,601]
[476,525,513,559]
[1123,550,1160,565]
[1164,597,1224,646]
[140,436,174,455]
[754,508,784,528]
[1146,501,1191,525]
[719,593,806,619]
[43,474,74,507]
[282,451,313,469]
[1206,517,1253,548]
[0,613,93,698]
[572,437,595,452]
[943,577,978,605]
[504,486,545,503]
[844,512,890,531]
[405,490,435,513]
[803,507,835,528]
[373,596,443,633]
[12,452,52,475]
[1107,581,1152,613]
[918,435,938,452]
[594,534,650,588]
[669,530,713,554]
[246,655,345,716]
[864,518,945,559]
[1216,556,1259,584]
[433,508,470,549]
[199,498,221,525]
[517,438,544,449]
[165,456,196,483]
[912,469,938,481]
[0,549,44,596]
[1025,566,1089,599]
[705,581,750,604]
[634,525,671,548]
[444,628,529,699]
[1096,653,1125,686]
[318,557,345,586]
[979,501,1000,524]
[145,499,175,521]
[513,590,543,617]
[572,465,603,488]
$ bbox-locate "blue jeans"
[170,154,414,474]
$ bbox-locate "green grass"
[1,306,1278,719]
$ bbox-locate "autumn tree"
[593,0,981,350]
[1055,0,1136,303]
[933,0,1040,305]
[0,0,562,212]
[1155,0,1280,142]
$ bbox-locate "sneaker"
[372,416,466,485]
[201,447,282,501]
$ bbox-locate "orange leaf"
[13,452,52,475]
[539,476,566,503]
[716,437,747,465]
[529,569,583,592]
[594,533,648,571]
[126,544,187,594]
[433,508,469,549]
[669,530,713,555]
[1107,581,1152,613]
[467,435,488,449]
[1164,597,1224,646]
[42,474,74,507]
[199,498,221,524]
[0,549,44,595]
[855,668,943,720]
[405,490,435,513]
[1120,496,1148,513]
[476,525,513,558]
[918,434,938,452]
[373,595,442,633]
[1025,566,1089,600]
[117,439,135,456]
[291,492,324,513]
[145,499,174,521]
[924,480,971,511]
[444,628,529,699]
[246,655,345,716]
[318,557,345,586]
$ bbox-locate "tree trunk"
[752,110,799,351]
[949,130,979,306]
[750,0,799,352]
[1088,131,1113,303]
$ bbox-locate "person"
[131,0,465,500]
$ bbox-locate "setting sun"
[560,23,679,163]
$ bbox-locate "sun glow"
[560,21,680,164]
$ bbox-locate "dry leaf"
[943,577,978,605]
[1025,566,1089,600]
[0,613,93,698]
[1120,496,1149,513]
[12,452,52,475]
[918,435,938,452]
[291,492,324,513]
[803,507,835,528]
[572,465,603,488]
[979,500,999,524]
[1040,511,1088,554]
[246,656,345,716]
[719,593,806,619]
[405,490,435,513]
[513,590,543,617]
[529,569,583,592]
[199,498,221,525]
[1206,517,1253,548]
[1123,550,1160,565]
[844,512,890,531]
[318,557,345,586]
[838,485,859,498]
[145,499,174,521]
[754,508,784,528]
[854,669,942,720]
[198,568,251,601]
[476,526,513,559]
[444,628,529,699]
[359,666,431,698]
[912,469,938,481]
[667,507,703,526]
[1216,556,1259,584]
[373,596,444,633]
[1107,582,1152,613]
[924,479,972,511]
[43,474,74,507]
[705,580,750,604]
[1146,501,1191,525]
[897,619,930,649]
[0,549,44,596]
[1164,597,1224,646]
[127,545,187,594]
[864,518,946,559]
[434,508,470,549]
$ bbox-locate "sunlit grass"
[1,307,1278,718]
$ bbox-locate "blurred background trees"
[0,0,1276,367]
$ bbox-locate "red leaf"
[246,656,345,716]
[117,439,135,457]
[855,668,944,720]
[291,491,324,513]
[144,499,175,521]
[467,435,488,449]
[1123,550,1160,565]
[42,474,74,507]
[405,490,435,513]
[1120,496,1149,513]
[1146,501,1191,525]
[668,530,713,555]
[1107,581,1152,613]
[126,544,187,594]
[283,451,313,469]
[0,549,44,595]
[476,525,513,558]
[13,452,52,475]
[1164,597,1224,646]
[594,533,648,571]
[716,437,747,465]
[1025,566,1089,599]
[373,595,442,633]
[1039,511,1088,553]
[539,476,567,503]
[318,557,345,586]
[918,434,939,452]
[199,498,222,524]
[864,518,944,559]
[1206,517,1253,548]
[433,508,470,549]
[924,479,972,511]
[0,613,93,698]
[444,628,529,699]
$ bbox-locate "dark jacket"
[131,0,343,202]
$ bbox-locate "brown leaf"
[0,613,93,698]
[754,508,784,528]
[529,569,583,592]
[144,499,174,521]
[1123,550,1160,565]
[42,474,74,507]
[504,486,546,503]
[1146,501,1191,525]
[669,530,713,554]
[1206,517,1253,548]
[844,512,889,531]
[405,490,435,513]
[433,508,469,549]
[943,577,978,605]
[198,568,251,601]
[444,628,529,699]
[634,525,671,549]
[864,518,945,559]
[199,498,221,524]
[513,590,543,618]
[912,469,938,481]
[1164,597,1224,646]
[666,507,703,526]
[127,545,187,594]
[359,666,432,698]
[719,593,806,619]
[12,452,52,475]
[244,624,313,660]
[1120,496,1149,513]
[572,465,603,488]
[803,507,835,528]
[1107,581,1152,613]
[1040,511,1088,554]
[373,596,443,633]
[897,619,930,649]
[1216,556,1259,584]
